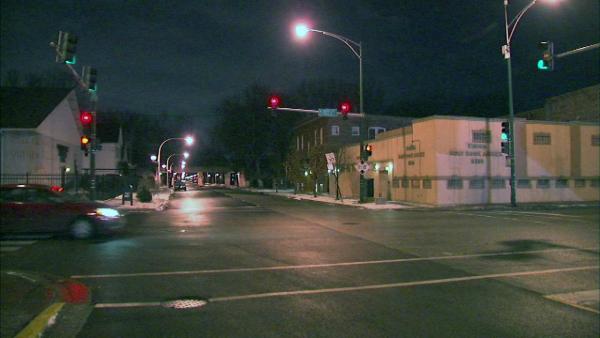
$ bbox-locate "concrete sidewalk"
[102,188,172,212]
[0,270,91,338]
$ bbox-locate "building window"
[392,178,400,188]
[447,177,463,189]
[517,179,531,189]
[555,179,569,188]
[533,132,551,145]
[331,125,340,136]
[491,177,505,189]
[296,136,300,151]
[320,128,323,144]
[469,178,485,189]
[314,129,318,145]
[423,178,432,189]
[368,127,386,140]
[411,180,420,188]
[574,179,586,188]
[352,126,360,136]
[301,135,304,150]
[472,130,491,144]
[537,179,550,189]
[592,135,600,146]
[591,179,600,188]
[401,177,409,188]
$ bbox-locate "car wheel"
[70,218,95,239]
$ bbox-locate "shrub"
[137,185,152,202]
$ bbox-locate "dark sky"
[2,0,598,127]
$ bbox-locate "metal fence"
[1,172,138,201]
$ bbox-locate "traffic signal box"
[338,101,351,120]
[82,66,97,92]
[501,121,510,155]
[537,41,554,71]
[80,111,92,156]
[56,31,78,64]
[365,144,373,157]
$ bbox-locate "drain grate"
[161,298,208,309]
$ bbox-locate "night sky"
[2,0,598,129]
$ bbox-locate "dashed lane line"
[71,247,599,279]
[93,265,599,308]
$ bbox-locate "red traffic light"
[80,111,93,125]
[339,101,351,114]
[268,95,281,109]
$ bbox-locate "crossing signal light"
[537,41,554,71]
[365,144,373,157]
[57,31,78,64]
[268,95,281,109]
[80,111,93,125]
[82,66,97,92]
[501,121,510,154]
[81,135,90,156]
[338,101,352,119]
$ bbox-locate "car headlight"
[96,208,120,218]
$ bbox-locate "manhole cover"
[161,298,208,309]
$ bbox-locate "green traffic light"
[65,56,77,65]
[537,59,548,70]
[501,132,508,141]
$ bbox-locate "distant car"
[0,184,124,239]
[174,180,187,191]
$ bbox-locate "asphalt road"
[1,186,599,337]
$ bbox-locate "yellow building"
[335,116,599,206]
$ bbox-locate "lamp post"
[156,136,193,186]
[295,23,368,202]
[166,152,189,188]
[502,0,559,207]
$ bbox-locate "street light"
[502,0,560,207]
[294,22,368,202]
[156,135,194,186]
[166,152,190,188]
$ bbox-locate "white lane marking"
[1,247,22,252]
[450,212,519,220]
[0,240,37,245]
[71,247,599,279]
[490,211,582,218]
[545,289,600,314]
[93,265,599,308]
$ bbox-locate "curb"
[12,278,91,338]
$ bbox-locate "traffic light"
[57,31,77,64]
[80,111,93,125]
[365,144,373,157]
[268,95,281,109]
[82,66,97,92]
[537,41,554,71]
[81,135,90,156]
[338,101,352,120]
[501,121,510,154]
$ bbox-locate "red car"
[0,184,124,239]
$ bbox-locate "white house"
[0,87,84,183]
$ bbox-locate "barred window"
[469,178,485,189]
[423,179,432,189]
[533,132,551,145]
[517,179,531,189]
[574,179,586,188]
[472,130,491,143]
[491,178,506,189]
[447,177,463,189]
[592,135,600,146]
[401,177,409,188]
[411,180,420,188]
[537,179,550,189]
[555,179,569,188]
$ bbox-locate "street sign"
[318,108,338,117]
[355,160,371,175]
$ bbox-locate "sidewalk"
[102,188,172,212]
[0,270,91,338]
[237,188,422,210]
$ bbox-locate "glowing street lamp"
[156,135,194,186]
[150,155,157,162]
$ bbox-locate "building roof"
[0,87,73,129]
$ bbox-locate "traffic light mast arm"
[267,107,365,118]
[555,43,600,59]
